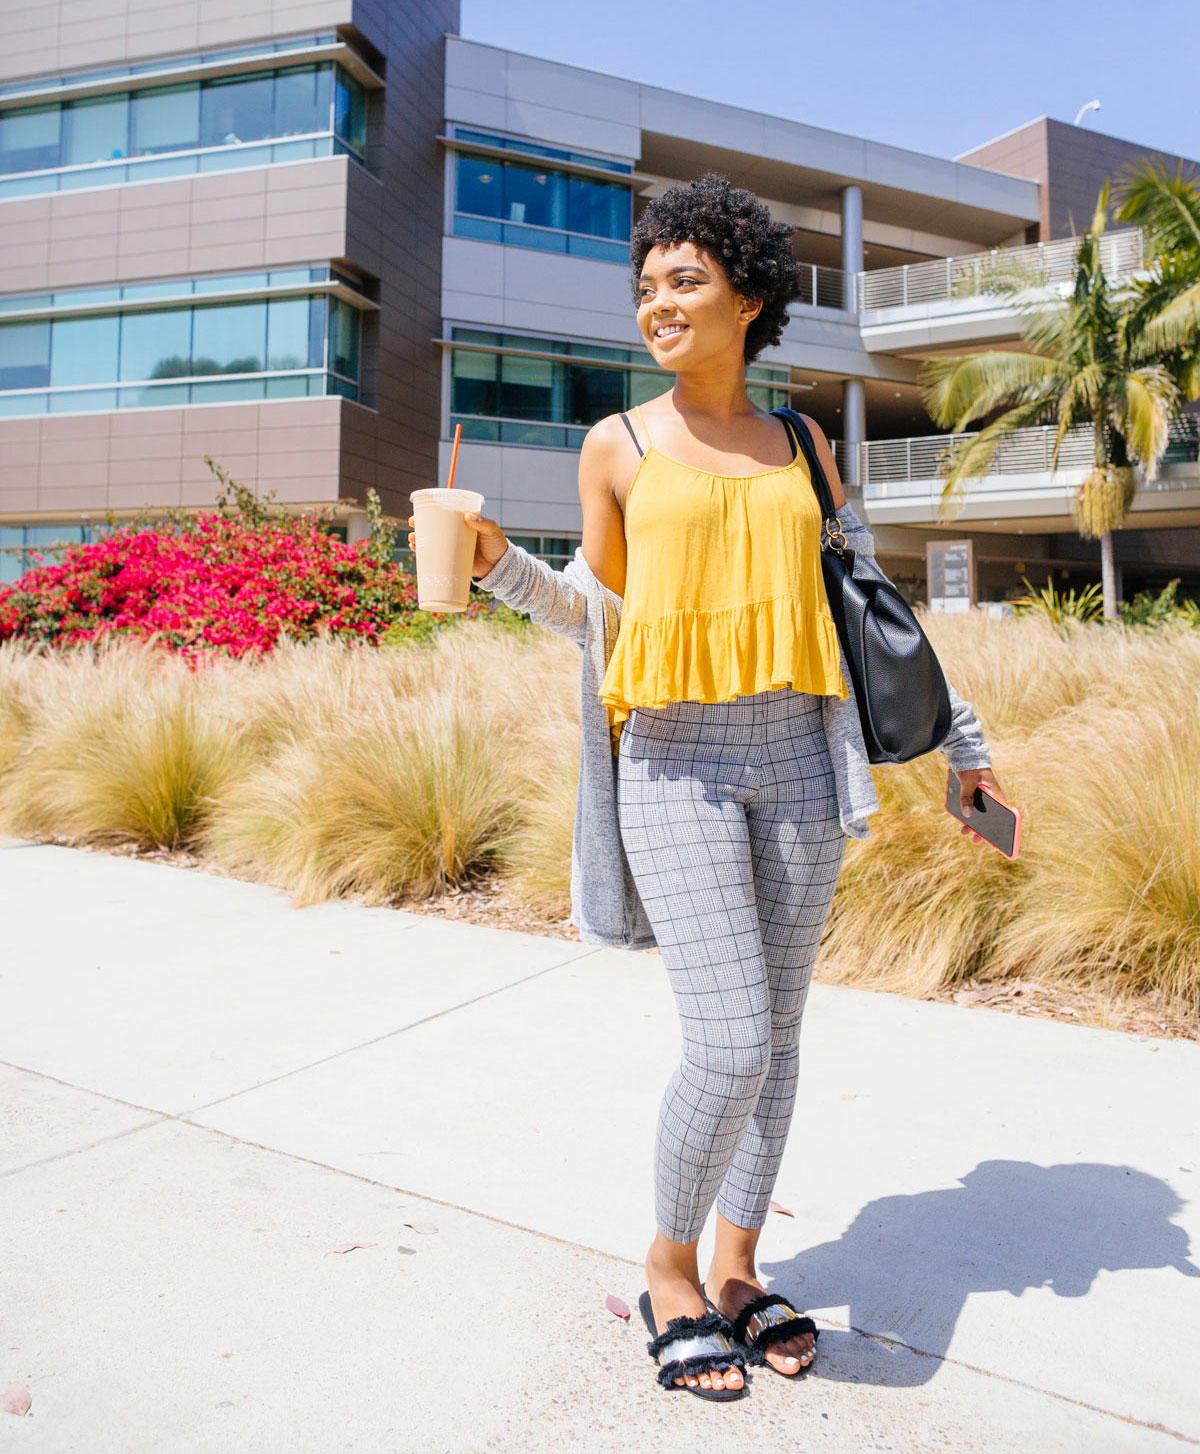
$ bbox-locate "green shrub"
[1012,576,1104,625]
[1118,578,1200,629]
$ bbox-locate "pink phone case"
[944,770,1022,859]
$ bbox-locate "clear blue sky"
[459,0,1200,165]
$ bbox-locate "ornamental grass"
[0,611,1196,1016]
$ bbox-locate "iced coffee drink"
[410,488,486,611]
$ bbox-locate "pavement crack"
[183,946,604,1116]
[830,1318,1200,1446]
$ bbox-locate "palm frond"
[1111,156,1200,256]
[1130,280,1200,356]
[935,397,1061,518]
[917,351,1060,430]
[1056,363,1106,439]
[1118,367,1180,478]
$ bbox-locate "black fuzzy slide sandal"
[702,1283,819,1377]
[637,1290,748,1401]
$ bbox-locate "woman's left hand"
[954,767,1004,843]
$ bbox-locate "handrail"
[860,416,1199,496]
[856,229,1146,311]
[792,263,854,311]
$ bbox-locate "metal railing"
[856,229,1146,311]
[793,263,854,311]
[861,416,1199,497]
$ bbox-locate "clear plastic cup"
[410,488,486,611]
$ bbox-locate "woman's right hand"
[407,512,510,581]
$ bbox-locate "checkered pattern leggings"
[617,686,846,1243]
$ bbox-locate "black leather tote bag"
[772,407,952,764]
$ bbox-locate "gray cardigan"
[475,504,992,951]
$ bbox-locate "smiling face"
[635,240,762,372]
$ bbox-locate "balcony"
[794,262,853,311]
[856,229,1145,311]
[856,417,1200,527]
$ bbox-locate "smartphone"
[945,770,1021,859]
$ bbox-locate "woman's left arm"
[804,416,1003,827]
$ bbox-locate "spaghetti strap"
[619,411,644,457]
[634,404,652,447]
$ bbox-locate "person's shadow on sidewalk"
[760,1160,1200,1387]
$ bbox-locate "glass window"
[565,362,625,426]
[119,307,192,381]
[200,72,275,149]
[191,301,265,374]
[629,369,666,407]
[61,94,129,167]
[266,296,309,370]
[50,315,120,387]
[328,297,359,379]
[456,155,501,219]
[0,104,60,175]
[503,162,565,230]
[131,84,199,156]
[307,295,326,369]
[122,381,188,409]
[1,527,24,586]
[0,320,51,389]
[194,271,267,295]
[500,353,554,420]
[333,67,365,155]
[567,176,631,241]
[191,377,266,403]
[265,374,310,399]
[274,63,330,138]
[451,348,498,418]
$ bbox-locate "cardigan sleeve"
[472,542,590,646]
[835,505,993,772]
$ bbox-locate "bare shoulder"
[795,412,847,508]
[581,411,631,460]
[796,412,833,450]
[580,411,642,512]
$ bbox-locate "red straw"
[447,422,462,488]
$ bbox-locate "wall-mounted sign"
[927,538,975,613]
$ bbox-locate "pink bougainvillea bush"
[0,472,496,659]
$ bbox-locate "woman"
[409,174,999,1401]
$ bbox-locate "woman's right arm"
[404,416,630,642]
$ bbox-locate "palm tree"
[917,180,1182,620]
[1111,156,1200,404]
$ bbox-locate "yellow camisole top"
[598,407,848,753]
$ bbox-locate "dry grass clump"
[819,613,1200,1015]
[990,701,1200,1005]
[202,621,582,903]
[819,745,1029,998]
[206,696,524,903]
[0,621,581,906]
[0,639,250,849]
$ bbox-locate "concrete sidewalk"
[2,837,1198,1452]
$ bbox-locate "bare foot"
[645,1242,745,1392]
[704,1266,815,1375]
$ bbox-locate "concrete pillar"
[840,184,863,309]
[841,376,866,498]
[346,512,371,545]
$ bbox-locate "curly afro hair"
[630,172,798,363]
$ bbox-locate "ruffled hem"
[600,595,848,753]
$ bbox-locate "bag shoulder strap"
[771,406,838,520]
[768,410,849,555]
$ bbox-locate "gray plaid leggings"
[617,686,846,1243]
